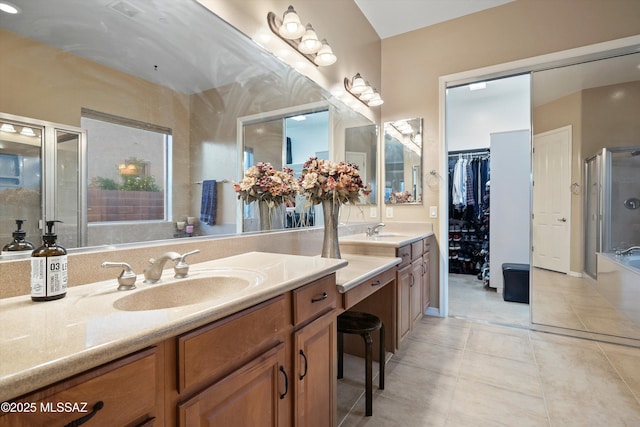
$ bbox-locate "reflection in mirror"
[531,51,640,342]
[384,118,423,204]
[240,108,329,232]
[0,0,375,251]
[345,123,378,205]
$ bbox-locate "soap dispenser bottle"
[2,219,35,255]
[31,220,67,302]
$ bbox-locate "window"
[82,110,171,223]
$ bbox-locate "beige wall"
[380,0,640,247]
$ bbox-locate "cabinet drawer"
[411,240,423,261]
[343,267,396,309]
[0,348,158,427]
[177,295,287,393]
[396,244,412,268]
[292,274,337,326]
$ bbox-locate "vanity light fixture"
[20,126,36,137]
[344,73,384,107]
[267,5,337,66]
[0,123,16,133]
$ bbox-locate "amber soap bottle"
[31,221,67,302]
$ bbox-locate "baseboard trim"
[425,307,441,317]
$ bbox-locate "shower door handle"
[557,217,567,222]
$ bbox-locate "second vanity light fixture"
[344,73,384,107]
[267,5,337,66]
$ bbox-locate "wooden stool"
[337,311,385,417]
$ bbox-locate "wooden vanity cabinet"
[0,347,161,427]
[174,273,339,427]
[291,274,339,427]
[396,238,432,347]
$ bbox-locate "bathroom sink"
[370,232,407,238]
[113,269,265,311]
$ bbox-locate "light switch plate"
[386,207,393,218]
[370,207,377,217]
[429,206,438,218]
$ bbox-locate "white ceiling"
[354,0,514,39]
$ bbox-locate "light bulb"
[314,39,336,66]
[298,24,321,54]
[279,6,305,40]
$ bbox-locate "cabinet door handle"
[410,273,414,287]
[311,292,328,303]
[64,401,104,427]
[371,280,381,286]
[279,365,289,399]
[299,350,308,380]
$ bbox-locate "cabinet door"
[294,310,337,427]
[422,250,431,312]
[0,348,159,427]
[178,343,288,427]
[410,260,423,326]
[396,264,412,345]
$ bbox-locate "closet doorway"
[445,74,531,327]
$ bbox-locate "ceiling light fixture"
[344,73,384,107]
[267,5,337,67]
[469,82,487,91]
[0,1,20,14]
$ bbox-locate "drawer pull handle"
[64,400,104,427]
[299,350,308,380]
[279,365,289,399]
[402,252,410,258]
[311,292,328,303]
[371,280,382,286]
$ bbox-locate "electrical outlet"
[370,207,377,218]
[386,207,393,218]
[429,206,438,218]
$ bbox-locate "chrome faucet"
[366,222,386,236]
[102,262,137,291]
[615,246,640,256]
[143,251,181,283]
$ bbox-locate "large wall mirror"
[0,0,375,253]
[531,50,640,342]
[383,118,423,204]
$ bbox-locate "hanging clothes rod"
[193,179,229,184]
[448,148,490,157]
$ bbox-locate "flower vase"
[258,200,273,231]
[321,199,341,259]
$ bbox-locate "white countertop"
[0,251,346,402]
[335,254,401,292]
[340,230,433,248]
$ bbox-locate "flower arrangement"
[298,157,371,205]
[388,190,415,204]
[233,162,299,206]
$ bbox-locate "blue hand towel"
[200,180,217,225]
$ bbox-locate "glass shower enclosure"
[584,146,640,277]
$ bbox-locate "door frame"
[437,35,640,318]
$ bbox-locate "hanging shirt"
[452,157,465,207]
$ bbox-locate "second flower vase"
[321,199,341,259]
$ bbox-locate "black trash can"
[502,263,530,303]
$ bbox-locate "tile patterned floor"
[338,316,640,426]
[338,272,640,425]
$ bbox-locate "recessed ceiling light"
[469,82,487,91]
[0,1,20,14]
[290,115,306,121]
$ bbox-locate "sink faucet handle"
[174,249,200,278]
[101,262,137,291]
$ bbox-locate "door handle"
[557,217,567,222]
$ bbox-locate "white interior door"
[532,126,571,273]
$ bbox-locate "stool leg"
[379,323,385,390]
[337,331,344,379]
[362,332,373,416]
